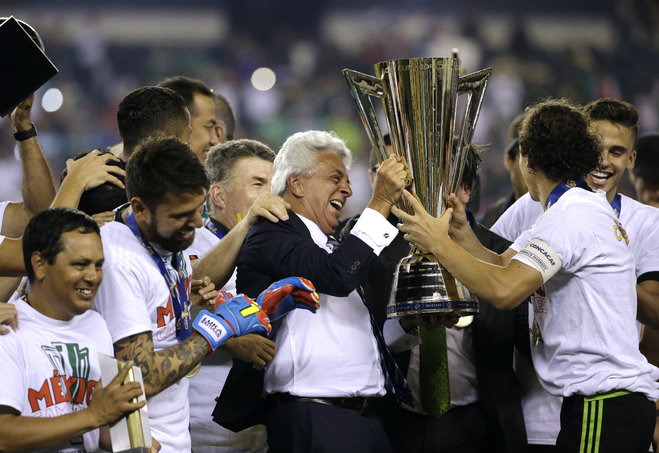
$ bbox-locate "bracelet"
[13,123,37,142]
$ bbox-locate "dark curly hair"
[519,99,600,182]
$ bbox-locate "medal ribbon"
[124,208,192,341]
[610,193,621,219]
[544,179,580,210]
[205,218,226,240]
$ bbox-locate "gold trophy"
[343,57,491,319]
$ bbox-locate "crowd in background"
[1,0,658,217]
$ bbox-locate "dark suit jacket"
[337,213,529,453]
[237,210,378,298]
[213,210,383,431]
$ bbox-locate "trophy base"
[386,254,479,319]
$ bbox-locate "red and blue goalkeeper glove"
[193,291,271,353]
[256,277,320,322]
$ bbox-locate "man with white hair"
[234,130,409,452]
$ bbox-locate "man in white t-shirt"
[0,207,147,452]
[187,138,277,453]
[395,99,659,453]
[92,137,286,453]
[491,98,659,451]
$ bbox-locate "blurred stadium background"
[1,0,657,218]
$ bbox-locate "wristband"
[13,123,37,142]
[193,310,233,352]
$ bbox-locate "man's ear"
[209,183,227,210]
[215,125,226,144]
[287,175,305,198]
[627,149,637,171]
[503,151,514,172]
[31,251,47,281]
[130,197,151,223]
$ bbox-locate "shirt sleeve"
[0,334,26,413]
[491,194,543,242]
[383,318,421,353]
[93,260,153,344]
[511,204,591,275]
[350,208,398,255]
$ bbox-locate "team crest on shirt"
[613,219,630,245]
[28,342,97,416]
[531,285,549,315]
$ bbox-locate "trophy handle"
[451,67,493,194]
[342,69,390,164]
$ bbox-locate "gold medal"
[531,317,543,346]
[186,362,201,377]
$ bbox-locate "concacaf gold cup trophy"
[343,56,492,322]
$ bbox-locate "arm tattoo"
[113,332,208,397]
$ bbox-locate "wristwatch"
[13,123,37,142]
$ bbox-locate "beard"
[143,220,195,253]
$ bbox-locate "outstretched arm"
[113,331,208,398]
[114,292,275,397]
[394,190,541,309]
[0,360,144,452]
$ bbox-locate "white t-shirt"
[264,208,396,397]
[495,191,659,444]
[491,192,543,241]
[0,297,113,453]
[187,225,268,452]
[93,221,193,453]
[511,189,659,398]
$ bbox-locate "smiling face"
[36,230,104,320]
[138,190,206,252]
[292,150,352,235]
[217,156,274,229]
[189,93,219,164]
[586,120,636,201]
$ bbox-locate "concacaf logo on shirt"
[614,219,630,245]
[28,342,98,416]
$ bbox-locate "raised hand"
[10,94,34,132]
[64,150,126,192]
[189,276,217,306]
[392,189,453,254]
[256,276,320,322]
[243,192,290,228]
[446,193,471,241]
[369,155,410,217]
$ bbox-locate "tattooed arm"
[113,331,276,397]
[113,332,208,398]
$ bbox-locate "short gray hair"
[205,139,275,185]
[271,131,352,196]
